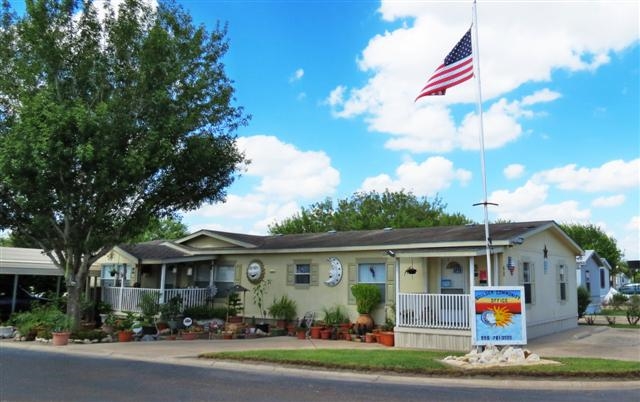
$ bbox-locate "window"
[585,270,591,292]
[600,269,606,289]
[358,263,386,301]
[558,264,567,301]
[101,264,131,287]
[195,266,211,288]
[214,265,235,297]
[521,261,534,304]
[295,264,311,284]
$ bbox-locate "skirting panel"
[395,327,472,352]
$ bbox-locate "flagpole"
[471,0,494,286]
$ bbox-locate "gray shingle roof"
[200,221,556,250]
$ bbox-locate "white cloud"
[504,164,525,179]
[359,156,472,196]
[592,195,626,208]
[533,159,640,192]
[327,2,638,154]
[236,135,340,200]
[185,135,340,233]
[289,68,304,83]
[490,181,591,222]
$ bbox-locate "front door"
[440,260,466,294]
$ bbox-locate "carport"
[0,247,62,316]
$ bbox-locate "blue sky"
[9,1,640,261]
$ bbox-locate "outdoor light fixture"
[386,250,395,257]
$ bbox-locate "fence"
[397,293,470,330]
[102,287,209,313]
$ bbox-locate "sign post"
[471,286,527,346]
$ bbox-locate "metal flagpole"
[471,0,495,286]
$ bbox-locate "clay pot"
[52,332,71,346]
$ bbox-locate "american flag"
[415,29,473,100]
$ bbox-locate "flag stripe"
[415,28,473,101]
[417,60,473,98]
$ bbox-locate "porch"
[395,292,472,351]
[102,286,210,314]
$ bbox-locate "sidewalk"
[1,323,638,362]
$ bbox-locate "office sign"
[471,286,527,346]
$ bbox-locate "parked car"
[618,283,640,296]
[0,283,49,321]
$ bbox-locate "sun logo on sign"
[489,305,514,328]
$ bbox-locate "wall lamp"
[386,250,395,257]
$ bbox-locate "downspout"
[394,254,400,329]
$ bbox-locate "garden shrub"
[577,286,590,318]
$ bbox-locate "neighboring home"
[91,220,582,351]
[0,247,63,320]
[576,250,611,305]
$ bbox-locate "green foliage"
[350,284,382,314]
[8,303,71,338]
[610,293,628,310]
[269,190,472,234]
[626,295,640,325]
[322,305,350,326]
[252,279,271,320]
[138,292,160,324]
[226,293,243,316]
[182,304,226,320]
[128,216,189,243]
[560,223,623,275]
[0,0,248,328]
[268,295,297,322]
[159,296,183,321]
[577,286,591,318]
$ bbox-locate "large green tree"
[269,190,472,234]
[560,223,624,276]
[0,0,248,327]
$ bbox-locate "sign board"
[471,286,527,346]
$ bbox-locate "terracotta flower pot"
[310,326,322,339]
[181,332,198,341]
[296,329,306,340]
[320,329,331,340]
[118,331,133,342]
[378,331,394,347]
[52,331,71,346]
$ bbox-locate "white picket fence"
[102,287,209,313]
[397,293,471,330]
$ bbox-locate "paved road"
[1,348,638,402]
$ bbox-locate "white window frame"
[558,263,568,302]
[357,262,386,301]
[214,265,235,297]
[295,263,311,285]
[521,259,535,304]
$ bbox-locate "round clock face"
[325,257,343,287]
[246,260,265,284]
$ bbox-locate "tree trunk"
[65,264,88,331]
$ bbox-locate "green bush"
[268,295,297,322]
[577,286,591,318]
[610,293,628,310]
[322,305,349,326]
[626,295,640,325]
[350,284,382,314]
[138,291,160,324]
[8,304,69,339]
[183,304,227,320]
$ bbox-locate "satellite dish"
[183,317,193,327]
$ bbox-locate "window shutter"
[286,264,294,286]
[234,263,242,284]
[386,263,395,304]
[347,263,357,305]
[310,263,319,286]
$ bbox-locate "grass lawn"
[199,349,640,379]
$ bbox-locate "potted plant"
[138,291,160,335]
[226,292,244,323]
[295,320,307,340]
[113,312,135,342]
[159,295,183,334]
[51,314,73,346]
[350,284,381,331]
[267,295,297,329]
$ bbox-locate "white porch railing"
[102,287,209,313]
[397,293,471,330]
